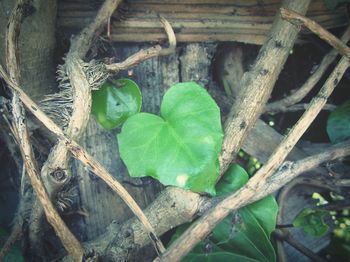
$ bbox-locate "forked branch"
[105,16,176,73]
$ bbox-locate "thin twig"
[158,53,349,261]
[3,0,84,260]
[0,64,165,255]
[266,25,350,113]
[70,0,123,59]
[105,16,176,73]
[268,103,336,113]
[280,8,350,57]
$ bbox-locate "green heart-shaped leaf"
[216,164,249,195]
[118,82,223,195]
[91,79,142,129]
[327,100,350,143]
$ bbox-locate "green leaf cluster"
[293,208,329,237]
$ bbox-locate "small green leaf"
[293,208,329,236]
[247,196,278,237]
[91,79,142,129]
[326,100,350,143]
[216,164,249,196]
[118,82,223,195]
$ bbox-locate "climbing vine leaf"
[91,79,142,129]
[118,82,223,195]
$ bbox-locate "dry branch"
[266,25,350,113]
[219,0,311,175]
[269,103,336,113]
[57,0,348,45]
[280,8,350,57]
[28,0,124,254]
[105,16,176,73]
[3,0,84,260]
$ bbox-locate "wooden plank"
[57,0,348,44]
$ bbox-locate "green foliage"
[293,208,329,237]
[91,79,142,129]
[170,164,278,261]
[118,82,223,195]
[94,80,279,259]
[215,164,248,194]
[326,100,350,143]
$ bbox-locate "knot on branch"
[50,167,68,182]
